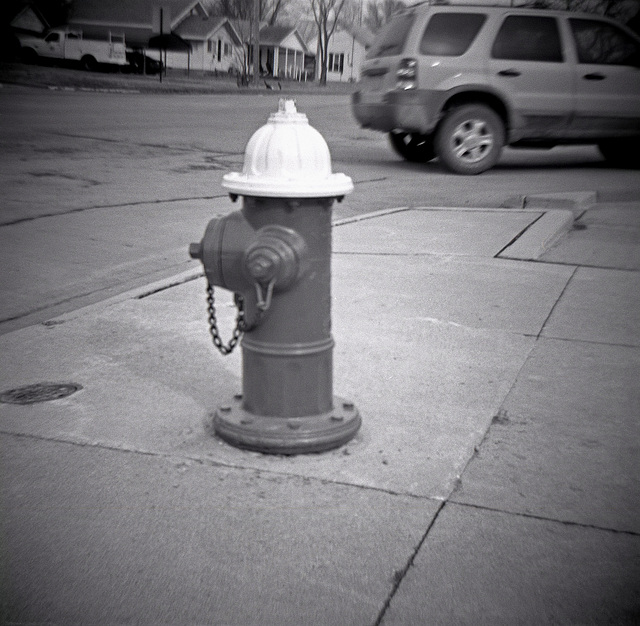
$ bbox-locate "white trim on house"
[307,25,373,82]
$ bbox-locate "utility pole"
[252,0,260,87]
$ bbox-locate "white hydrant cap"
[222,99,354,198]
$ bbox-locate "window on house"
[224,42,232,56]
[328,52,344,73]
[207,40,213,53]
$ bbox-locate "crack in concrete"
[373,500,447,626]
[0,194,228,227]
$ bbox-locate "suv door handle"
[498,69,521,77]
[583,72,605,80]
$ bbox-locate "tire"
[389,131,435,163]
[81,55,97,71]
[598,139,640,169]
[435,104,505,175]
[21,47,38,64]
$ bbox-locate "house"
[66,0,241,73]
[66,0,198,49]
[10,4,49,35]
[258,25,308,80]
[306,24,373,82]
[23,0,312,78]
[173,14,241,73]
[230,20,310,80]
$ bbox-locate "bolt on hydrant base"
[214,394,361,455]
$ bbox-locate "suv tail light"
[396,58,417,90]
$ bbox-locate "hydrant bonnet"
[222,99,354,198]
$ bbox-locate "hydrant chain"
[206,282,245,355]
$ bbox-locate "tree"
[518,0,640,23]
[206,0,290,23]
[363,0,404,32]
[311,0,349,84]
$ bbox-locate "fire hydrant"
[189,99,361,454]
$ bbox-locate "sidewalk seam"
[448,501,640,537]
[373,500,447,626]
[537,266,579,340]
[0,430,442,502]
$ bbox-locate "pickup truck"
[17,28,127,71]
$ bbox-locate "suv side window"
[366,13,414,58]
[492,15,563,62]
[569,18,639,65]
[45,32,60,42]
[419,13,487,56]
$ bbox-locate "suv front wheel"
[435,104,505,175]
[389,131,435,163]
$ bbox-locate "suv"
[352,4,640,174]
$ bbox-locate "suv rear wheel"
[435,104,505,175]
[389,131,435,163]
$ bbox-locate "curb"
[32,204,576,330]
[503,191,596,216]
[498,209,575,261]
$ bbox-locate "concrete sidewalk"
[1,204,639,625]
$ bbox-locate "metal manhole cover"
[0,382,83,405]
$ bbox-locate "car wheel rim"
[450,119,493,164]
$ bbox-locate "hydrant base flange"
[213,395,361,455]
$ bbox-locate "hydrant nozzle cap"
[222,98,353,198]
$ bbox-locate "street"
[1,86,638,332]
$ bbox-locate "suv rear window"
[420,13,487,56]
[366,13,414,58]
[492,15,563,62]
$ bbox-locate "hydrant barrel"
[240,195,333,418]
[191,99,361,454]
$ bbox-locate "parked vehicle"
[17,28,127,71]
[352,5,640,174]
[123,51,162,75]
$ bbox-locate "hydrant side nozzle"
[189,242,202,260]
[243,225,308,292]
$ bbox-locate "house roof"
[259,25,294,45]
[298,19,374,48]
[67,0,218,49]
[229,20,267,42]
[68,0,203,29]
[296,20,316,45]
[259,25,307,51]
[174,14,241,45]
[10,4,49,34]
[351,25,375,47]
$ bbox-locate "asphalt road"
[1,85,638,333]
